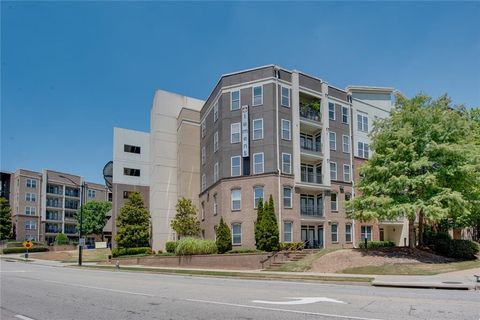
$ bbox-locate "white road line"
[185,299,384,320]
[15,315,36,320]
[252,297,347,305]
[0,271,27,273]
[42,280,155,297]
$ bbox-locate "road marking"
[252,297,346,305]
[186,299,384,320]
[0,270,27,273]
[15,315,36,320]
[42,280,155,297]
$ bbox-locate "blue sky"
[2,1,479,183]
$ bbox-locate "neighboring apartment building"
[8,168,108,243]
[197,65,405,249]
[109,90,204,251]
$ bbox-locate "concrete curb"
[372,280,476,290]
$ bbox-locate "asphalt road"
[1,260,479,320]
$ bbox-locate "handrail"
[260,251,280,269]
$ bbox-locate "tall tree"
[255,195,280,252]
[347,94,480,247]
[0,197,12,240]
[75,201,112,238]
[254,198,264,246]
[215,217,232,254]
[115,192,151,248]
[171,197,201,238]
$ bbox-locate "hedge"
[226,248,263,254]
[112,247,153,257]
[3,247,49,254]
[434,239,479,260]
[359,240,395,249]
[279,242,305,251]
[6,241,45,248]
[165,241,177,253]
[175,237,217,256]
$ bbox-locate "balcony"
[47,184,63,195]
[45,223,62,233]
[299,92,322,132]
[46,198,62,208]
[300,138,323,161]
[299,107,321,122]
[65,187,80,198]
[300,172,322,185]
[301,206,324,218]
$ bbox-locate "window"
[26,179,37,188]
[25,193,36,202]
[231,90,240,110]
[342,135,350,153]
[213,194,218,216]
[328,102,335,120]
[345,224,352,242]
[25,220,36,230]
[123,191,133,199]
[282,153,292,174]
[253,153,264,174]
[214,162,219,183]
[357,113,369,132]
[201,174,206,191]
[231,189,241,211]
[214,131,219,152]
[253,119,263,140]
[123,168,140,177]
[331,192,338,211]
[343,164,351,182]
[231,156,241,176]
[201,146,206,165]
[283,187,292,208]
[361,225,372,241]
[231,122,241,143]
[331,224,338,242]
[232,223,242,245]
[213,101,219,122]
[281,86,290,107]
[124,144,141,154]
[201,120,206,138]
[25,207,36,215]
[253,186,264,208]
[284,222,293,242]
[329,131,336,150]
[330,162,337,181]
[358,142,370,159]
[281,119,291,140]
[88,189,96,198]
[201,202,205,221]
[341,106,349,124]
[252,86,263,106]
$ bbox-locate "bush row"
[3,247,49,254]
[6,241,45,248]
[279,242,305,251]
[359,240,395,249]
[226,248,263,254]
[434,239,479,260]
[175,237,218,255]
[112,247,153,257]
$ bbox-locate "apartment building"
[8,169,108,243]
[109,90,204,251]
[197,65,405,249]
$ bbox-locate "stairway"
[264,252,310,270]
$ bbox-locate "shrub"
[279,242,305,251]
[6,241,44,248]
[215,217,232,254]
[112,247,153,257]
[165,241,177,253]
[156,252,175,256]
[359,240,395,249]
[175,237,217,255]
[55,233,69,245]
[434,238,479,260]
[226,248,263,254]
[3,247,49,254]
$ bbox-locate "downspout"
[348,94,356,248]
[274,66,282,238]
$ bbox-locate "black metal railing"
[300,206,324,217]
[300,173,323,184]
[300,108,321,122]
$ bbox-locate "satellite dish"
[103,161,113,191]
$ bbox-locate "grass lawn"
[341,259,480,275]
[29,248,111,263]
[272,249,337,272]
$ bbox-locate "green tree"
[215,217,232,253]
[347,94,480,247]
[115,192,151,248]
[254,198,264,246]
[0,197,12,240]
[75,201,112,238]
[55,233,70,245]
[255,195,280,252]
[171,197,201,238]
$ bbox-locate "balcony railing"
[300,206,324,217]
[300,144,322,154]
[46,200,61,208]
[300,173,323,184]
[300,108,321,122]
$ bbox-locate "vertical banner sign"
[242,105,249,157]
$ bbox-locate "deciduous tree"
[171,197,201,238]
[76,201,112,238]
[0,197,12,240]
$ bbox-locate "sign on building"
[242,105,249,157]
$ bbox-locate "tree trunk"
[408,218,415,248]
[418,209,424,246]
